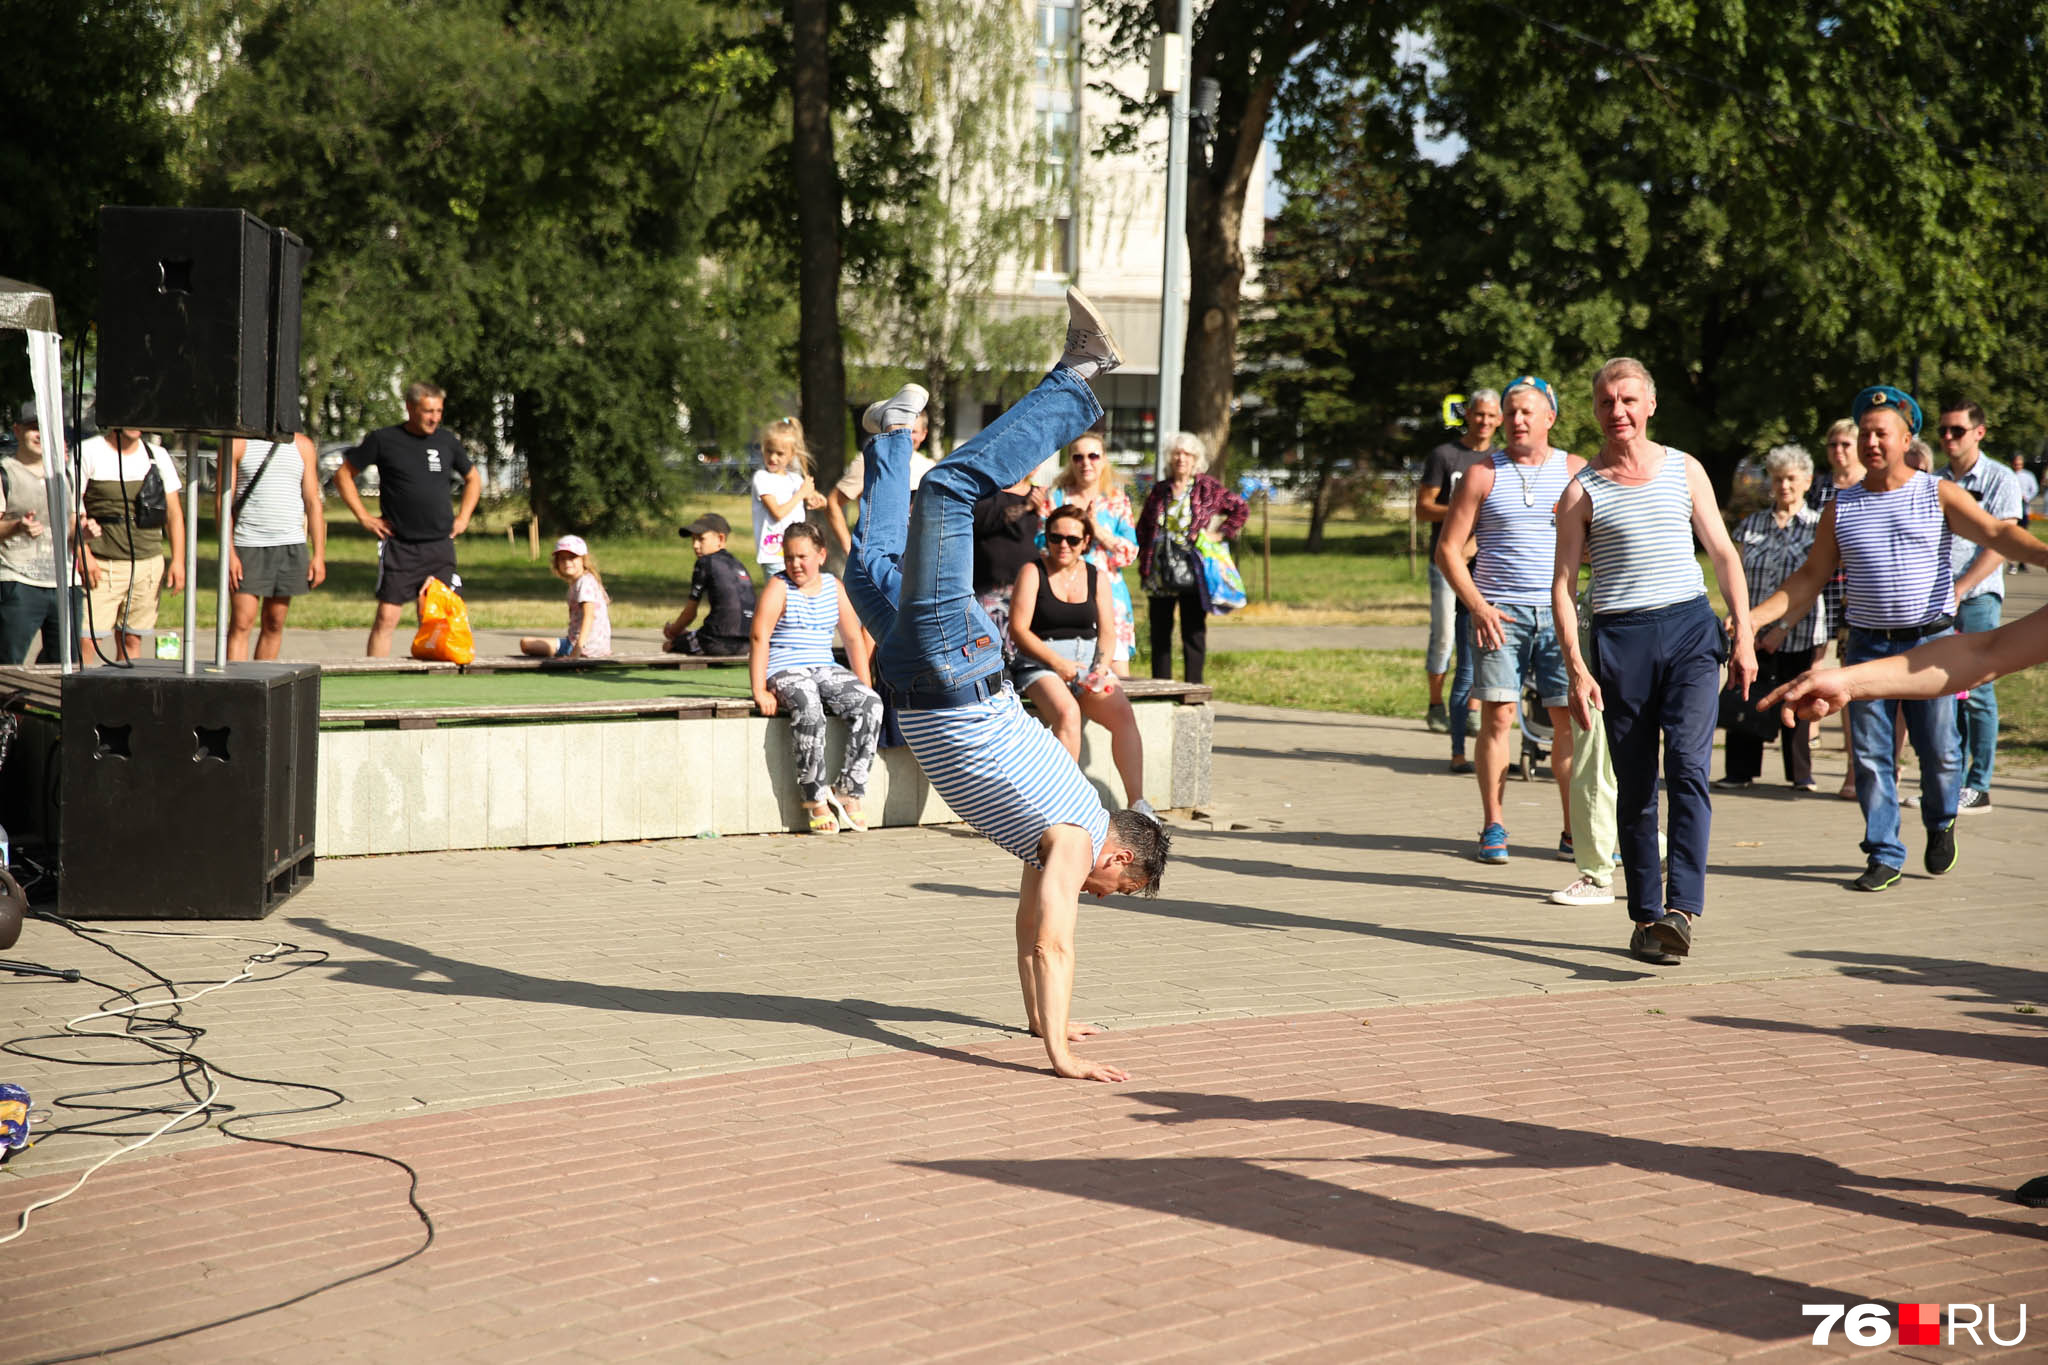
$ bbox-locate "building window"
[1035,1,1075,88]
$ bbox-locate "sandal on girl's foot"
[825,789,868,833]
[804,802,839,834]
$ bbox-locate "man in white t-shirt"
[78,428,186,662]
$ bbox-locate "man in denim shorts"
[1434,375,1583,864]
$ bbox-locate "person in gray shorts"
[224,432,327,660]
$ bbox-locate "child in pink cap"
[520,534,612,658]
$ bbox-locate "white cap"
[553,534,588,557]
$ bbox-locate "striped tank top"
[1832,472,1955,629]
[1473,450,1574,605]
[1579,448,1708,614]
[764,569,841,676]
[897,688,1111,867]
[232,439,307,548]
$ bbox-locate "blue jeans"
[1589,595,1721,922]
[1954,594,2002,792]
[845,367,1102,698]
[1845,626,1960,870]
[1469,602,1570,707]
[1449,604,1475,756]
[0,581,80,665]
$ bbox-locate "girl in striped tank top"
[1751,385,2048,890]
[1553,359,1756,967]
[748,522,883,834]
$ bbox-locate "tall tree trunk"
[791,0,848,490]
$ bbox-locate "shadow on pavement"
[911,882,1655,984]
[1213,743,1450,777]
[289,916,1041,1075]
[1691,1015,2048,1067]
[1122,1091,2040,1242]
[914,1154,1861,1340]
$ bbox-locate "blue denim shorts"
[1471,602,1569,706]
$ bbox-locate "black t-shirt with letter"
[347,424,473,543]
[1423,438,1490,557]
[688,548,757,641]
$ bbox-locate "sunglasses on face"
[1073,451,1102,461]
[1937,425,1973,439]
[1045,532,1087,548]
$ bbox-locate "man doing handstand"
[844,289,1170,1083]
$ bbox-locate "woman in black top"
[1009,506,1152,816]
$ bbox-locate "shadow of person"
[910,882,1655,985]
[913,1154,1860,1341]
[1123,1090,2041,1242]
[288,916,1040,1075]
[1786,949,2048,1009]
[1692,1015,2048,1067]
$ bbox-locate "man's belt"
[891,672,1003,711]
[1851,616,1953,642]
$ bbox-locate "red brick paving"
[2,967,2043,1363]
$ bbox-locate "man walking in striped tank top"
[1435,375,1582,865]
[1553,360,1755,967]
[1751,386,2048,892]
[842,289,1170,1084]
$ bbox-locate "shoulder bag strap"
[231,441,283,521]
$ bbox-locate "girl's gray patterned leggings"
[768,664,884,801]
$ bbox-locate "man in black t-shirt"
[663,513,757,656]
[1416,389,1501,737]
[335,381,482,656]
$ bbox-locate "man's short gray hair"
[1467,388,1501,412]
[1164,430,1208,473]
[1763,443,1813,481]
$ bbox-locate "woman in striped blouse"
[750,522,882,834]
[1552,359,1756,968]
[1719,444,1826,791]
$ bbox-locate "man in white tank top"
[223,432,327,660]
[1434,376,1582,865]
[1751,385,2048,892]
[1552,359,1755,967]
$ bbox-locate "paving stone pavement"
[2,704,2045,1362]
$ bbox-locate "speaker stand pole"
[182,431,201,676]
[215,436,231,667]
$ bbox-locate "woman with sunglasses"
[1010,505,1153,818]
[1047,432,1139,676]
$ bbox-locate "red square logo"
[1898,1303,1941,1345]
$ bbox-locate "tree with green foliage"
[192,0,791,532]
[1241,92,1453,549]
[1089,0,1421,476]
[1422,0,2048,482]
[844,0,1052,448]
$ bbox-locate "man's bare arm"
[1940,480,2048,569]
[1765,601,2048,721]
[1024,827,1127,1083]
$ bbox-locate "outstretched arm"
[1764,602,2048,721]
[1940,480,2048,569]
[1019,828,1127,1083]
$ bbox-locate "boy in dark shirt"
[663,513,756,656]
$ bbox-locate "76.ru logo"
[1803,1303,2028,1347]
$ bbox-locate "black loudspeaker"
[95,207,309,439]
[61,662,320,919]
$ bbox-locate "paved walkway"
[2,704,2044,1362]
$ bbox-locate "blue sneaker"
[1477,823,1509,864]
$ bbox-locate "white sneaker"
[1129,797,1160,823]
[861,382,929,435]
[1958,787,1992,814]
[1551,876,1615,906]
[1060,287,1123,375]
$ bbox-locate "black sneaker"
[1629,924,1680,966]
[1925,820,1958,875]
[1711,776,1754,791]
[1850,861,1902,892]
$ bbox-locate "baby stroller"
[1517,676,1552,781]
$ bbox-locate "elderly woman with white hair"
[1135,430,1248,683]
[1717,443,1827,791]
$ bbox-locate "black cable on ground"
[2,912,436,1363]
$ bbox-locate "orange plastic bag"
[410,576,475,664]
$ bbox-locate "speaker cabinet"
[95,207,309,440]
[61,662,319,919]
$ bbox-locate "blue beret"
[1502,374,1558,415]
[1851,385,1922,435]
